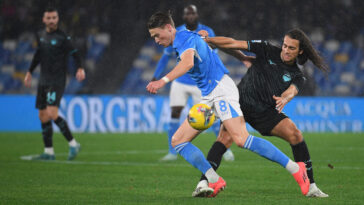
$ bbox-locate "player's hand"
[241,56,255,68]
[198,30,209,38]
[146,79,166,94]
[273,95,288,113]
[76,68,86,82]
[24,72,32,88]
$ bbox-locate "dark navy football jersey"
[238,40,305,112]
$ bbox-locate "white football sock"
[285,159,300,174]
[205,168,219,183]
[69,139,77,147]
[44,147,54,155]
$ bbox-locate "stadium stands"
[0,34,109,94]
[120,37,364,96]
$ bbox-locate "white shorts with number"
[200,75,243,121]
[169,81,201,107]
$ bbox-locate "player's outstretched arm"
[146,49,194,94]
[198,30,253,67]
[206,36,248,50]
[218,48,255,68]
[273,84,298,113]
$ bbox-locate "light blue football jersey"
[154,23,216,85]
[172,30,229,96]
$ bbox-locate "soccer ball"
[187,103,215,130]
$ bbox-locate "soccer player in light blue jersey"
[153,5,234,162]
[146,11,309,197]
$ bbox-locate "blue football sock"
[175,142,212,174]
[243,135,289,167]
[167,118,179,155]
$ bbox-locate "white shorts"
[169,81,201,107]
[200,75,243,121]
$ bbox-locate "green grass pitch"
[0,132,363,204]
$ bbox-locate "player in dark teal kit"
[194,28,329,197]
[24,7,85,160]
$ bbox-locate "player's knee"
[229,128,249,147]
[217,133,233,148]
[38,111,50,122]
[288,128,303,144]
[231,132,248,147]
[46,109,58,120]
[49,112,58,120]
[235,139,245,148]
[171,136,180,148]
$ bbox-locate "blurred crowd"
[0,0,363,96]
[1,0,113,40]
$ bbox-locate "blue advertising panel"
[0,95,363,133]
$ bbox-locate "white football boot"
[192,180,214,197]
[306,183,329,197]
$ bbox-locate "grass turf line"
[0,132,363,204]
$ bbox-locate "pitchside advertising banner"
[0,95,363,133]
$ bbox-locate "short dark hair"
[147,11,175,29]
[45,6,58,13]
[286,28,329,72]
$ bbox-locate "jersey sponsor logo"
[51,39,57,45]
[283,73,292,82]
[269,59,276,65]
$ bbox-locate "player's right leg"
[33,109,56,160]
[221,117,309,195]
[271,118,328,197]
[31,85,55,160]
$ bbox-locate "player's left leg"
[171,119,221,195]
[192,128,233,197]
[271,118,328,197]
[47,106,80,160]
[190,85,234,161]
[160,81,190,161]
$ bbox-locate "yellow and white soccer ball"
[187,103,215,130]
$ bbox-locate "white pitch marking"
[20,149,167,158]
[19,150,364,170]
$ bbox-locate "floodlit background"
[0,1,363,204]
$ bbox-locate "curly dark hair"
[286,28,329,72]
